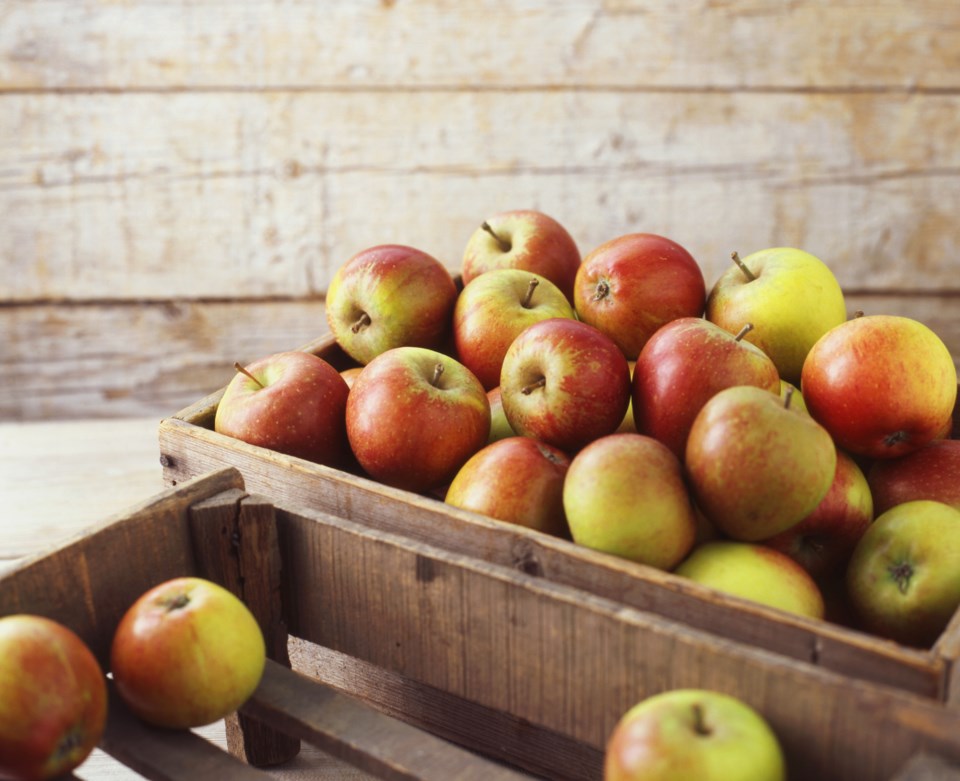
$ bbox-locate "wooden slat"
[3,91,960,300]
[891,753,960,781]
[2,1,958,90]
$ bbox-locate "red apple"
[214,351,350,468]
[444,436,571,537]
[868,439,960,514]
[346,347,490,493]
[632,317,781,460]
[800,315,958,459]
[110,577,266,729]
[499,318,631,452]
[461,209,581,303]
[453,268,575,389]
[326,244,458,365]
[573,233,706,359]
[762,449,874,581]
[0,615,107,781]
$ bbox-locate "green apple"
[605,688,786,781]
[685,385,837,541]
[846,500,960,647]
[675,541,825,619]
[706,248,846,384]
[563,433,697,570]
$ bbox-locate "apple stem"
[431,362,445,387]
[521,377,547,395]
[734,323,754,342]
[691,703,712,736]
[889,561,914,595]
[883,430,909,448]
[351,312,372,334]
[592,279,611,301]
[853,310,865,319]
[521,277,540,308]
[161,593,191,611]
[783,384,795,410]
[482,221,511,252]
[731,251,757,282]
[234,362,264,389]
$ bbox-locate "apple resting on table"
[0,615,107,781]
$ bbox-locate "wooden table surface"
[0,416,374,780]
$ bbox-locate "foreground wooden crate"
[3,468,960,780]
[158,332,960,714]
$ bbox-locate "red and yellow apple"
[868,439,960,514]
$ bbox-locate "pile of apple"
[214,209,960,650]
[0,577,266,780]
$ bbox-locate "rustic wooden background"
[2,1,958,422]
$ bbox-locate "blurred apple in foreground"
[326,244,458,365]
[867,439,960,514]
[563,433,697,570]
[763,449,874,581]
[675,541,825,619]
[215,351,350,467]
[801,315,957,459]
[346,347,490,493]
[500,318,631,452]
[461,209,581,303]
[111,577,266,729]
[706,247,846,384]
[453,269,575,389]
[685,385,836,541]
[604,688,786,781]
[574,232,706,360]
[445,436,570,537]
[0,615,107,781]
[632,317,780,460]
[846,500,960,647]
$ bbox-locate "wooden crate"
[3,468,960,781]
[158,332,960,711]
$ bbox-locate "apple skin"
[675,541,825,620]
[453,269,575,390]
[110,577,266,729]
[706,247,846,384]
[346,347,491,493]
[461,209,581,303]
[868,439,960,514]
[574,233,706,360]
[564,434,697,570]
[685,385,837,542]
[445,436,571,537]
[604,688,786,781]
[800,315,957,459]
[846,500,960,647]
[632,317,781,460]
[486,387,517,443]
[500,318,631,453]
[762,449,874,581]
[0,615,107,781]
[215,351,350,468]
[326,244,458,365]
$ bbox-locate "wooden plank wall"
[2,1,958,421]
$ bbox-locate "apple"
[632,317,780,460]
[486,386,517,443]
[868,439,960,515]
[110,577,267,729]
[340,365,363,389]
[604,688,786,781]
[800,315,958,459]
[326,244,458,365]
[453,268,575,390]
[846,500,960,647]
[675,541,825,619]
[573,233,706,359]
[461,209,581,303]
[500,318,631,452]
[445,436,571,537]
[685,385,837,541]
[615,361,637,434]
[563,433,697,570]
[706,247,847,384]
[0,615,107,781]
[346,347,490,493]
[214,351,350,468]
[762,449,874,581]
